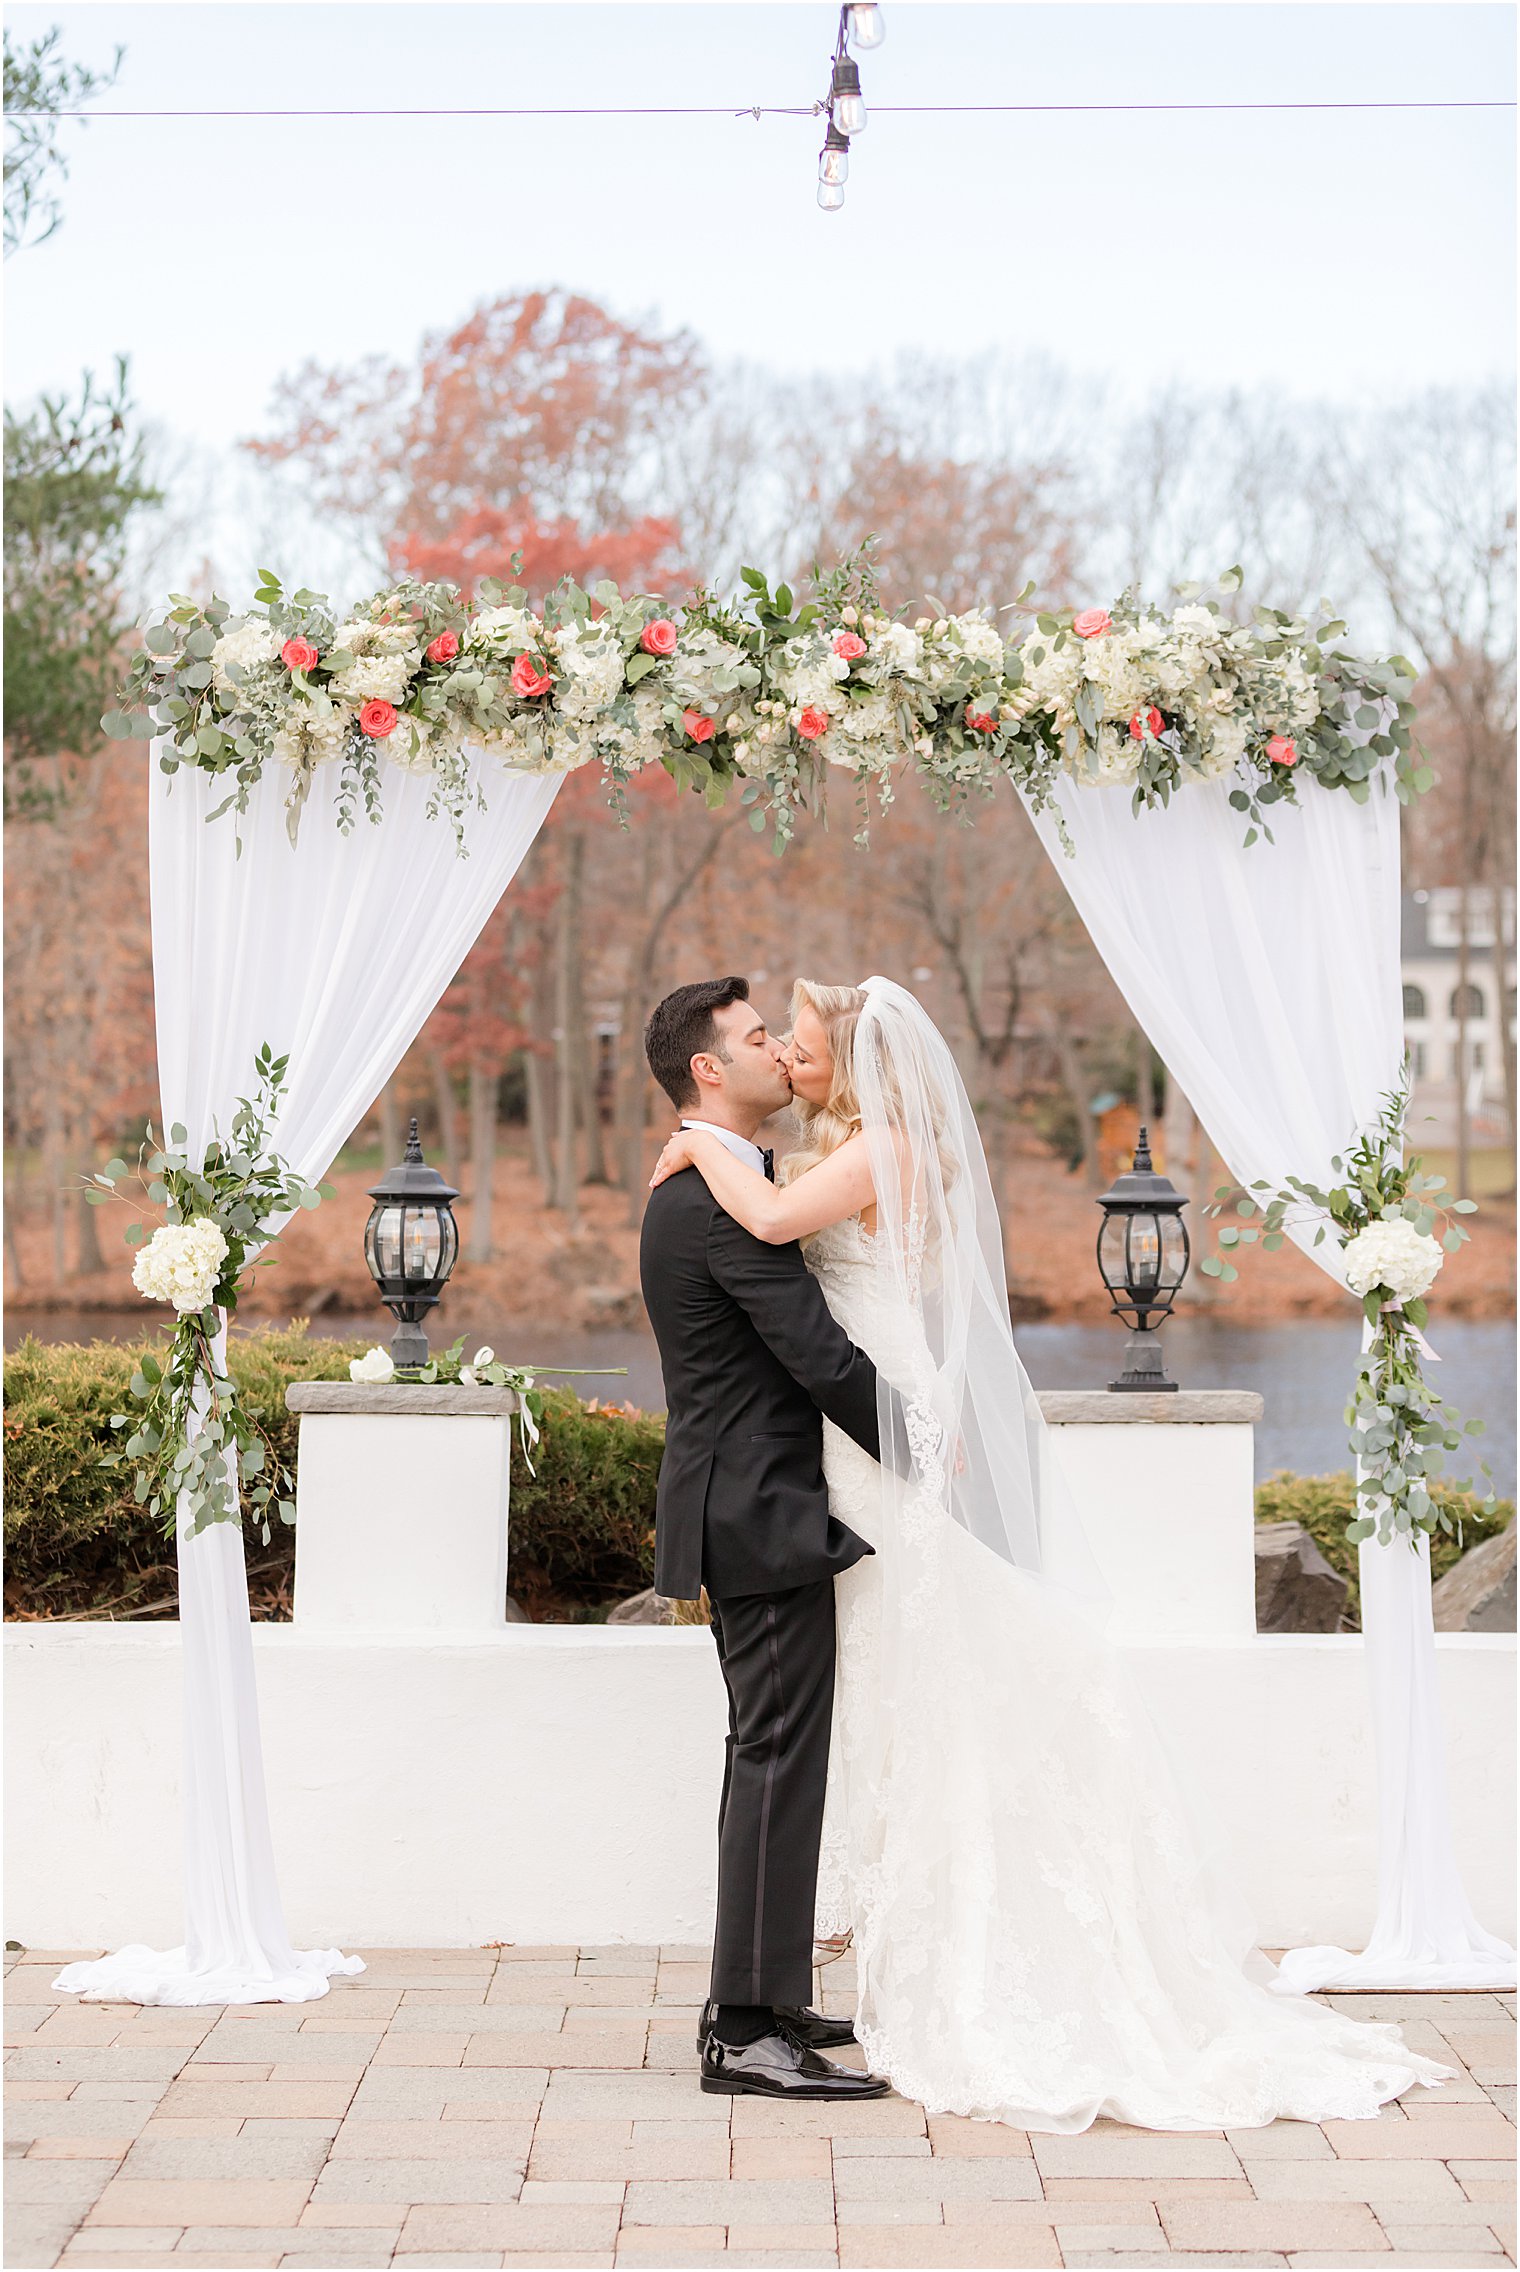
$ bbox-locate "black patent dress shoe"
[695,1999,856,2053]
[700,2023,889,2099]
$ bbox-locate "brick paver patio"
[5,1944,1514,2271]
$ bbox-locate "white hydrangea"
[949,613,1005,670]
[211,620,281,694]
[1172,604,1224,643]
[1195,714,1248,779]
[826,694,896,761]
[386,716,438,772]
[670,626,750,707]
[552,625,626,720]
[271,700,354,770]
[468,603,541,646]
[328,620,421,705]
[349,1345,396,1384]
[1342,1218,1444,1305]
[873,621,924,675]
[132,1219,229,1315]
[1086,725,1142,785]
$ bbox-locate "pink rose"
[640,617,678,657]
[1128,707,1165,742]
[833,631,867,661]
[281,636,319,673]
[426,630,460,664]
[682,708,715,745]
[797,706,830,741]
[511,652,552,699]
[358,699,398,739]
[1266,734,1298,767]
[1073,609,1112,640]
[966,709,996,734]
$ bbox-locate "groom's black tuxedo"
[640,1158,879,2008]
[640,1166,879,1602]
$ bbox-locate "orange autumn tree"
[245,287,700,602]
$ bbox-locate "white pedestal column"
[1036,1389,1263,1638]
[286,1383,517,1632]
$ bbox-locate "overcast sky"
[5,0,1514,590]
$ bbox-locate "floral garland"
[104,554,1428,853]
[1202,1081,1495,1550]
[91,1047,332,1544]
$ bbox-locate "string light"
[832,55,868,134]
[816,1,883,213]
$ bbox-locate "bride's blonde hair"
[781,977,959,1199]
[779,981,867,1185]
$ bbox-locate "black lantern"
[1095,1127,1190,1392]
[363,1119,460,1368]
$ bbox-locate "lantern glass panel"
[1097,1211,1130,1295]
[368,1202,405,1281]
[1127,1210,1162,1293]
[1159,1213,1189,1289]
[402,1204,444,1281]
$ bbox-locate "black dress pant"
[707,1577,837,2008]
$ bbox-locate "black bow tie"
[762,1148,775,1182]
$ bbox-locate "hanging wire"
[11,98,1510,119]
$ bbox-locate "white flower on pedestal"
[349,1345,397,1384]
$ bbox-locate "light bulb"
[832,55,867,132]
[846,2,885,49]
[817,179,846,211]
[819,125,850,185]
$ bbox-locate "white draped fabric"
[56,754,561,2006]
[1023,768,1515,1990]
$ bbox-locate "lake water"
[11,1307,1515,1497]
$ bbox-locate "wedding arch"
[57,556,1513,2008]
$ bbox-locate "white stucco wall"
[5,1621,1513,1954]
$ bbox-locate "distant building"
[1401,888,1516,1145]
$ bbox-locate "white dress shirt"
[681,1119,767,1176]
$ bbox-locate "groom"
[640,977,889,2101]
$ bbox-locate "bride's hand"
[649,1130,697,1189]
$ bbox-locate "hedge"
[1254,1468,1511,1628]
[4,1330,1509,1627]
[4,1326,660,1620]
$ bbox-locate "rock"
[503,1595,532,1624]
[606,1586,675,1626]
[580,1285,645,1329]
[1431,1521,1517,1632]
[1255,1522,1349,1634]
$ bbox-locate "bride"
[649,974,1450,2133]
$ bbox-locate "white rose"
[1342,1219,1444,1306]
[349,1345,396,1384]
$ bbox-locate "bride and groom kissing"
[638,973,1449,2133]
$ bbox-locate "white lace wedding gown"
[806,1213,1450,2133]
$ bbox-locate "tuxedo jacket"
[640,1166,879,1602]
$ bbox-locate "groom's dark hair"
[645,976,751,1112]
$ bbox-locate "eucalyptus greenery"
[103,553,1428,859]
[90,1047,333,1544]
[1203,1082,1494,1551]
